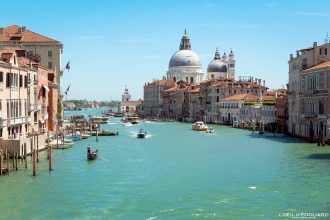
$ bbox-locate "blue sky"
[1,0,330,100]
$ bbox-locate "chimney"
[313,42,317,48]
[21,26,26,32]
[0,28,3,34]
[296,50,299,57]
[258,79,261,86]
[263,80,265,86]
[290,54,293,60]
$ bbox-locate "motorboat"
[81,134,91,139]
[122,122,133,126]
[191,121,209,131]
[137,129,147,138]
[87,145,98,160]
[122,116,139,124]
[90,116,109,124]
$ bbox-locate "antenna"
[325,32,329,44]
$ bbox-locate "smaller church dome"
[207,48,227,73]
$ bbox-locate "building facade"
[0,25,63,87]
[288,41,330,141]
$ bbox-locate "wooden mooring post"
[6,147,9,174]
[12,149,15,168]
[15,152,18,171]
[24,144,27,169]
[0,147,3,176]
[49,144,52,171]
[32,148,36,176]
[96,127,99,142]
[36,134,39,163]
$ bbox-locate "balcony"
[7,116,28,126]
[299,113,317,119]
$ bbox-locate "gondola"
[87,145,98,160]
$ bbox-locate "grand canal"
[0,108,330,219]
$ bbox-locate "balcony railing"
[7,116,28,126]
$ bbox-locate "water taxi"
[137,129,147,138]
[191,121,209,131]
[122,116,139,124]
[90,116,109,124]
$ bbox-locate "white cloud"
[295,12,328,17]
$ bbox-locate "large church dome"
[166,30,204,85]
[207,48,227,73]
[169,50,202,68]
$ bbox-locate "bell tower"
[122,85,132,102]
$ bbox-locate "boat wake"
[108,122,117,125]
[248,186,257,189]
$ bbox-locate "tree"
[57,97,63,119]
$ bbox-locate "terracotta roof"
[222,93,259,101]
[262,95,275,102]
[163,87,177,92]
[303,61,330,72]
[0,25,60,43]
[121,101,142,105]
[189,87,200,93]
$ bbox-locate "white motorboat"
[191,121,209,131]
[122,122,133,126]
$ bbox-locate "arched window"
[173,77,176,82]
[190,77,193,84]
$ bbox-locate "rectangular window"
[302,58,308,69]
[48,62,53,69]
[48,50,53,57]
[19,75,22,87]
[24,75,27,88]
[0,72,3,82]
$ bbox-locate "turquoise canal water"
[1,108,330,219]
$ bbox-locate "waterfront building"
[206,76,268,123]
[0,48,36,155]
[0,47,58,156]
[143,79,175,117]
[273,89,288,133]
[0,25,64,87]
[166,30,203,85]
[187,85,201,121]
[207,48,235,80]
[120,86,142,114]
[239,95,276,128]
[288,41,330,140]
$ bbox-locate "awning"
[43,85,50,92]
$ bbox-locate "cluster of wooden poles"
[0,132,53,177]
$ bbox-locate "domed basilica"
[166,30,235,85]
